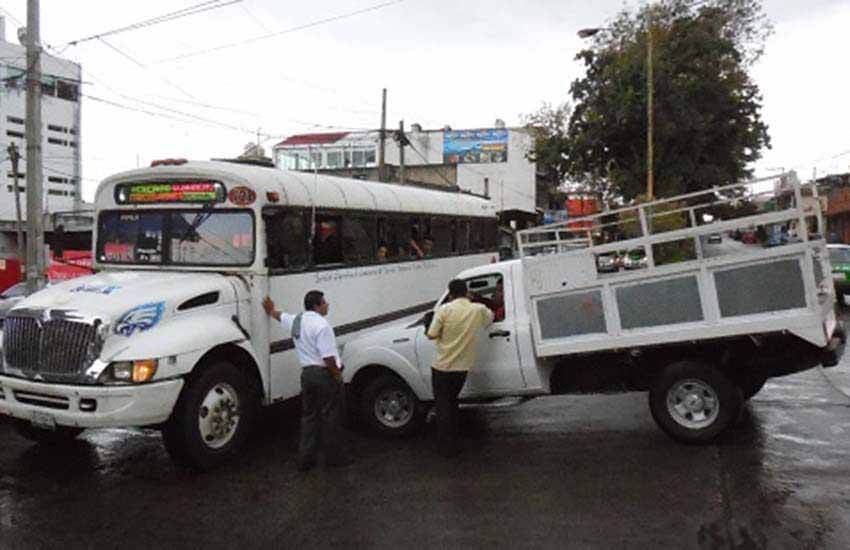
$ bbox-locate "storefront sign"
[443,129,508,164]
[115,181,226,204]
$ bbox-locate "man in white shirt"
[263,290,349,471]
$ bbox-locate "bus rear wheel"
[162,360,258,470]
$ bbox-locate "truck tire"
[162,360,258,470]
[360,374,423,437]
[11,419,84,445]
[649,361,743,445]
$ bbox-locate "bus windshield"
[97,209,255,267]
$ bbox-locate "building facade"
[272,121,537,217]
[0,17,84,257]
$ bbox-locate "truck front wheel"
[649,361,743,445]
[360,374,423,437]
[162,360,258,470]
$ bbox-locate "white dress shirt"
[279,310,340,368]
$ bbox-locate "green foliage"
[565,0,772,202]
[523,102,572,189]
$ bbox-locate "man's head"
[448,279,468,300]
[304,290,329,316]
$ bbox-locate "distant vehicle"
[828,244,850,305]
[596,253,619,273]
[764,234,786,248]
[623,249,647,269]
[741,231,757,244]
[708,233,722,244]
[0,282,28,327]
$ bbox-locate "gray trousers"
[299,365,344,464]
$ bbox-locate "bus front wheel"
[162,360,258,470]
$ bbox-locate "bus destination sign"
[115,181,226,204]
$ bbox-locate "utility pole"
[398,119,405,185]
[378,88,386,182]
[25,0,46,293]
[646,14,655,202]
[7,143,25,267]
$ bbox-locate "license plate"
[31,411,56,430]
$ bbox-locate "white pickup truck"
[343,178,845,443]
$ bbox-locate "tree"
[564,0,772,202]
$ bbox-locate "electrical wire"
[156,0,408,64]
[60,1,242,47]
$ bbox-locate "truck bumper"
[0,375,184,429]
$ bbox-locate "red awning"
[274,132,350,147]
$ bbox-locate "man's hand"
[262,296,279,320]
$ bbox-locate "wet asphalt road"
[1,343,849,547]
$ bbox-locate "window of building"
[341,216,374,263]
[69,128,77,135]
[343,150,352,167]
[311,151,322,169]
[7,172,25,179]
[5,74,23,90]
[6,185,25,193]
[313,214,343,265]
[365,150,377,165]
[57,80,79,102]
[326,151,342,168]
[48,137,68,146]
[48,189,72,197]
[69,141,77,148]
[48,176,71,185]
[41,79,56,97]
[352,150,365,167]
[6,130,23,139]
[266,209,308,270]
[6,116,23,125]
[48,124,69,133]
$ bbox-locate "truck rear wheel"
[11,419,84,445]
[360,374,423,437]
[162,360,258,470]
[649,361,743,445]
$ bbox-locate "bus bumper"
[0,375,184,429]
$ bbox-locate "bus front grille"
[3,316,100,377]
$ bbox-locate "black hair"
[448,279,467,298]
[304,290,325,311]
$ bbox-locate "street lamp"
[578,21,655,201]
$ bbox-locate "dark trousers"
[431,368,468,457]
[299,366,345,465]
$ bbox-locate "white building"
[272,121,537,216]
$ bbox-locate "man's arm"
[263,296,294,331]
[426,308,443,340]
[479,304,495,328]
[316,326,343,380]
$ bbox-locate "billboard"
[443,129,508,164]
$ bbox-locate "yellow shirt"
[427,297,494,372]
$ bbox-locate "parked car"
[623,249,647,269]
[596,253,620,273]
[708,233,722,244]
[828,244,850,305]
[0,282,28,328]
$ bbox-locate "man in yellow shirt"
[427,279,495,456]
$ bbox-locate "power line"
[156,0,408,64]
[60,1,242,48]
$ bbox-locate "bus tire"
[649,361,742,445]
[162,360,258,470]
[360,374,423,437]
[11,419,84,445]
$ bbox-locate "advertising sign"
[443,129,508,164]
[115,181,226,204]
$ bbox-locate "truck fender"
[345,346,430,400]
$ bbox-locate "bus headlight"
[99,359,158,385]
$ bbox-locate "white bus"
[0,159,497,468]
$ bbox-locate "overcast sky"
[2,0,848,201]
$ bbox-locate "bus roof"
[95,160,496,218]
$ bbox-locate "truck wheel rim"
[374,388,414,428]
[666,379,719,430]
[198,383,241,449]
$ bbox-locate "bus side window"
[314,215,343,265]
[342,215,374,264]
[387,217,409,260]
[457,220,470,252]
[266,209,308,270]
[432,217,452,257]
[472,219,484,251]
[485,219,499,250]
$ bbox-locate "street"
[1,327,849,548]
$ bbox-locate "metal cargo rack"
[516,176,837,358]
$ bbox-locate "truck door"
[462,272,526,396]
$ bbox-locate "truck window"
[467,274,505,321]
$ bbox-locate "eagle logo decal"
[114,302,165,337]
